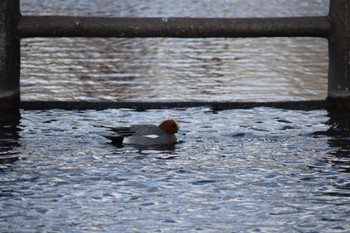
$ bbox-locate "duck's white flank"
[108,119,179,145]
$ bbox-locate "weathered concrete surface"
[327,0,350,101]
[0,0,20,109]
[20,100,326,111]
[17,16,329,38]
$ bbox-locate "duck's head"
[159,119,180,134]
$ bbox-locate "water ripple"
[20,0,329,102]
[2,107,348,232]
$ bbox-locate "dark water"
[1,108,350,232]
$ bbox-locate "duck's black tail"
[104,135,124,145]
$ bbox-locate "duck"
[104,119,180,146]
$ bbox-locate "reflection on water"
[20,37,329,102]
[20,0,329,102]
[0,111,21,166]
[313,110,350,199]
[0,108,350,232]
[315,110,350,175]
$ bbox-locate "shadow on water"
[110,141,178,158]
[316,110,350,165]
[0,110,21,166]
[314,109,350,197]
[105,134,180,160]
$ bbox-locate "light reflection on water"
[1,108,350,232]
[20,0,329,102]
[20,37,329,102]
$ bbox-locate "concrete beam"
[327,0,350,108]
[0,0,20,109]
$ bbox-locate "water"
[20,0,329,102]
[1,108,350,232]
[3,0,350,232]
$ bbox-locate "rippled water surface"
[1,108,350,232]
[3,0,349,232]
[20,0,329,102]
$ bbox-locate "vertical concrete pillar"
[0,0,20,109]
[327,0,350,108]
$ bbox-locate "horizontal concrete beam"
[17,16,330,38]
[20,100,326,111]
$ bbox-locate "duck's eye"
[172,123,177,128]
